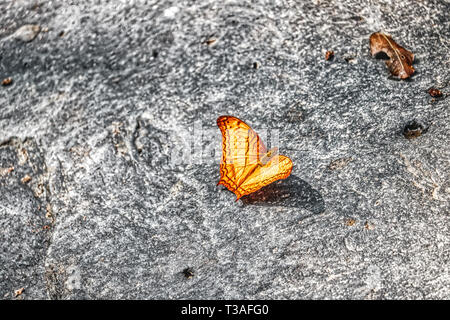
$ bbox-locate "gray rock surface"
[0,0,449,299]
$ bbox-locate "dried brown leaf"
[370,32,415,79]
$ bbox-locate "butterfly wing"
[217,116,293,200]
[217,116,267,194]
[238,155,293,199]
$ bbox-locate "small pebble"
[21,175,32,184]
[13,25,40,42]
[1,77,13,86]
[403,120,425,139]
[14,288,25,297]
[428,88,442,98]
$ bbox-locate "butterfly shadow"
[241,175,325,215]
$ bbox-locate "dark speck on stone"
[403,120,426,139]
[182,268,194,279]
[428,88,443,98]
[1,78,13,86]
[325,50,334,61]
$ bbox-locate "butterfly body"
[217,116,293,200]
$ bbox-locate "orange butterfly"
[217,116,293,201]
